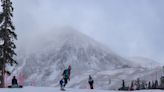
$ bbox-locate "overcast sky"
[12,0,164,64]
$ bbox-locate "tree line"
[119,77,164,91]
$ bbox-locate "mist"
[12,0,164,64]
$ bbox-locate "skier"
[12,76,18,87]
[62,65,71,87]
[88,75,94,89]
[59,78,65,90]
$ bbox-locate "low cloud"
[13,0,164,64]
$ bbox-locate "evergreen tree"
[148,81,151,89]
[122,80,125,89]
[0,0,17,88]
[141,81,145,89]
[152,81,155,89]
[155,80,159,89]
[136,78,141,90]
[130,80,134,90]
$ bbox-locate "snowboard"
[8,85,23,88]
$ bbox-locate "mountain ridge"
[9,27,161,89]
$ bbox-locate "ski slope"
[0,87,163,92]
[13,28,164,89]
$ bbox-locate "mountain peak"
[16,27,135,88]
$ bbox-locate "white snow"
[129,57,161,69]
[12,28,164,89]
[0,87,163,92]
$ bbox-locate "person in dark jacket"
[62,65,71,87]
[12,76,18,86]
[88,75,94,89]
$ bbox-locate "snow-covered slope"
[129,57,161,69]
[8,27,162,90]
[0,86,163,92]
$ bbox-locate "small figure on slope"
[88,75,94,89]
[62,65,71,87]
[12,76,18,87]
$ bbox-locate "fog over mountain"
[12,0,164,64]
[7,27,161,90]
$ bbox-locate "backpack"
[63,69,69,79]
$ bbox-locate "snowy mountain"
[129,57,161,69]
[7,27,162,90]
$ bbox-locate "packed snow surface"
[0,86,163,92]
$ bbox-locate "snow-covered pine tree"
[0,0,17,88]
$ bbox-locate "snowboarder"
[59,78,65,90]
[12,76,18,87]
[88,75,94,89]
[62,65,71,87]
